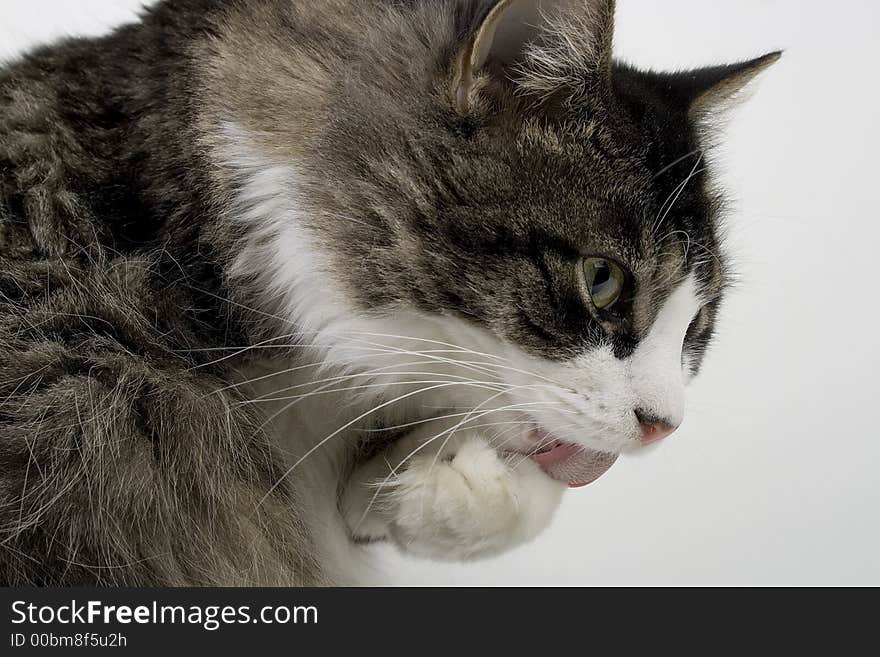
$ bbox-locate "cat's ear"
[451,0,615,113]
[678,52,782,120]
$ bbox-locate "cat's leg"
[340,417,565,560]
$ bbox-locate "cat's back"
[0,25,145,256]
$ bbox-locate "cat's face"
[339,96,725,464]
[224,0,776,486]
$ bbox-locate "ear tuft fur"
[513,0,615,102]
[452,1,616,113]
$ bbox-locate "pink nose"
[636,411,679,445]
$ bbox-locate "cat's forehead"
[506,128,715,253]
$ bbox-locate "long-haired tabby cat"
[0,0,776,585]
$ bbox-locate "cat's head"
[223,0,777,484]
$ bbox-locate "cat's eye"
[583,258,626,310]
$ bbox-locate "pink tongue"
[530,442,618,488]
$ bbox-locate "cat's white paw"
[340,423,565,560]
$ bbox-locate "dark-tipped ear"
[681,51,782,119]
[453,0,599,113]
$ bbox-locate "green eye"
[583,258,626,310]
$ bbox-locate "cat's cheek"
[503,275,704,455]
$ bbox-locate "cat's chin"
[508,429,619,489]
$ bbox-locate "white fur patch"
[220,122,349,336]
[628,274,703,427]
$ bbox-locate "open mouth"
[521,430,618,489]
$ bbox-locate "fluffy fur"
[0,0,775,585]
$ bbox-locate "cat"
[0,0,777,585]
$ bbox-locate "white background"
[2,1,877,586]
